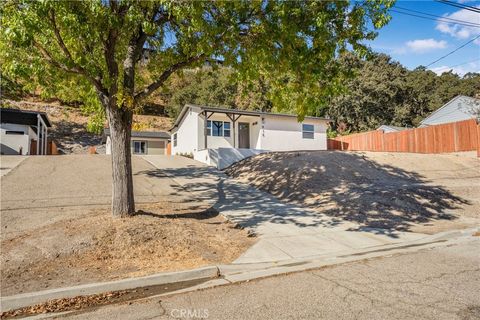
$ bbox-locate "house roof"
[172,104,330,130]
[419,95,480,127]
[377,125,410,132]
[0,108,52,127]
[102,128,170,143]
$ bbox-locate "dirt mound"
[225,151,480,233]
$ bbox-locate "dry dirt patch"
[225,151,480,234]
[1,201,254,296]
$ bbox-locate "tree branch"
[33,40,107,97]
[134,54,205,101]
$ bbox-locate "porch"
[199,107,263,150]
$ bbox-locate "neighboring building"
[170,104,330,169]
[1,108,51,155]
[103,129,170,155]
[376,125,410,133]
[419,95,480,127]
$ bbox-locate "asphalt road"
[64,238,480,320]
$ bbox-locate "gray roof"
[103,128,170,140]
[172,104,330,129]
[420,95,480,127]
[377,125,410,132]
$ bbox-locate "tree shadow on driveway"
[138,152,472,238]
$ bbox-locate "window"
[173,133,177,147]
[302,124,314,139]
[207,120,231,137]
[224,122,231,137]
[206,121,212,136]
[5,131,25,135]
[133,141,147,154]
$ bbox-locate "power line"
[426,34,480,67]
[449,58,480,68]
[394,5,480,27]
[435,0,480,14]
[390,9,480,28]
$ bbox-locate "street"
[63,238,480,320]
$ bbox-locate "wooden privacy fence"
[327,119,480,156]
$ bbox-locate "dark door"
[238,122,250,149]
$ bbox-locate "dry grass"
[1,201,254,296]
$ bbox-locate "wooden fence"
[327,119,480,156]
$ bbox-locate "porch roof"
[171,104,330,131]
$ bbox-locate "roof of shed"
[103,128,170,140]
[0,108,52,127]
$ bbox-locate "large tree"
[1,0,393,217]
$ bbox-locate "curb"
[1,227,477,314]
[0,266,219,312]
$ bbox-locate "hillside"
[2,99,172,154]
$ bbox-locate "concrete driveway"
[0,155,195,237]
[142,156,431,264]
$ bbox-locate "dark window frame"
[133,140,147,154]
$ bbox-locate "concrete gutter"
[1,227,477,314]
[0,266,219,312]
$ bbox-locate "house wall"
[260,115,328,151]
[106,136,168,155]
[0,123,33,155]
[172,106,201,155]
[420,96,479,127]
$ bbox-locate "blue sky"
[368,0,480,76]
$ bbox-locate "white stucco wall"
[0,123,34,155]
[106,136,168,155]
[260,115,328,151]
[172,106,201,155]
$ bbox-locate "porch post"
[44,126,48,155]
[36,115,40,155]
[204,111,208,149]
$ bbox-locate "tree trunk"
[105,103,135,217]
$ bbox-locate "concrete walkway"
[143,156,430,264]
[0,156,27,177]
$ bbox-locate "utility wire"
[448,58,480,68]
[390,9,480,28]
[426,34,480,67]
[435,0,480,14]
[394,5,480,27]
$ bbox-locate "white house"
[1,108,51,155]
[419,95,480,127]
[170,104,329,169]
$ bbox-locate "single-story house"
[103,129,170,155]
[170,104,329,169]
[376,125,410,133]
[419,95,480,127]
[1,108,52,155]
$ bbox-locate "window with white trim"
[173,133,177,147]
[133,141,147,154]
[302,124,314,139]
[207,120,231,137]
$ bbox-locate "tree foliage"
[327,53,480,133]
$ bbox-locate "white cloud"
[405,39,448,53]
[435,6,480,44]
[429,61,480,76]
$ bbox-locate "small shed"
[103,129,170,155]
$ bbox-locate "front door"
[238,122,250,148]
